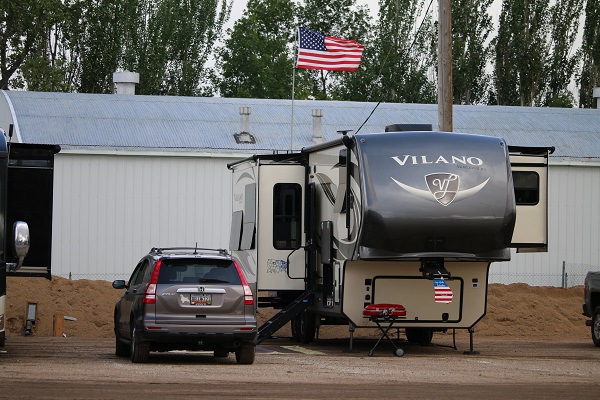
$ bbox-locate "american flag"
[433,279,454,303]
[297,27,364,71]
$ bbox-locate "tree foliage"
[2,0,230,95]
[216,0,297,99]
[18,0,80,92]
[366,0,437,104]
[451,0,493,105]
[493,0,551,106]
[297,0,372,100]
[143,0,230,96]
[578,0,600,108]
[0,0,65,89]
[543,0,583,108]
[1,0,591,106]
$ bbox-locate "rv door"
[509,146,553,252]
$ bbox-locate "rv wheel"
[405,328,433,346]
[292,311,316,344]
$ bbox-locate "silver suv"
[112,247,257,364]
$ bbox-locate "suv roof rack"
[150,247,230,256]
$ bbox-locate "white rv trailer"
[228,126,552,349]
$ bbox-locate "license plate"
[190,293,212,305]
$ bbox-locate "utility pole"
[438,0,453,132]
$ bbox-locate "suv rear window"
[158,259,242,285]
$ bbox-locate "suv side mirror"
[112,280,127,289]
[9,221,30,271]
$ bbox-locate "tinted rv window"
[513,171,539,205]
[273,183,302,250]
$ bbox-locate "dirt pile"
[3,276,590,341]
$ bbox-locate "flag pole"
[290,27,298,152]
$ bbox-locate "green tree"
[366,0,436,104]
[216,0,297,99]
[149,0,230,96]
[543,0,583,108]
[0,0,62,89]
[578,0,600,108]
[19,0,85,92]
[297,0,372,100]
[78,0,131,93]
[451,0,493,105]
[493,0,550,106]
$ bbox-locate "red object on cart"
[362,303,406,318]
[363,303,406,357]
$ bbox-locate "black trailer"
[0,131,59,346]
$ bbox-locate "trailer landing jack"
[463,327,480,355]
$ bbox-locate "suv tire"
[235,344,256,365]
[592,306,600,347]
[405,328,433,346]
[130,326,150,363]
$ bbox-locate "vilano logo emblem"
[425,173,459,206]
[391,174,490,206]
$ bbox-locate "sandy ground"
[3,276,590,342]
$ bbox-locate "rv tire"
[292,311,316,344]
[405,328,433,346]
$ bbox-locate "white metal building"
[0,90,599,286]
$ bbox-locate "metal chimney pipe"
[112,70,139,95]
[240,106,251,133]
[593,87,600,109]
[312,109,324,144]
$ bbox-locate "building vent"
[312,109,324,144]
[113,70,139,95]
[234,132,256,144]
[234,106,256,144]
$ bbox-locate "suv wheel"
[592,306,600,347]
[130,325,150,363]
[235,344,256,365]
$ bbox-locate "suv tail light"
[233,260,254,306]
[143,259,162,304]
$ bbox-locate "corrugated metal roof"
[2,90,599,161]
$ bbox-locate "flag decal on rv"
[433,279,454,303]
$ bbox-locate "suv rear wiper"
[199,278,230,283]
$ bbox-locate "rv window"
[513,171,539,205]
[240,183,257,250]
[229,211,243,250]
[273,183,302,250]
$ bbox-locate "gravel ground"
[1,335,599,399]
